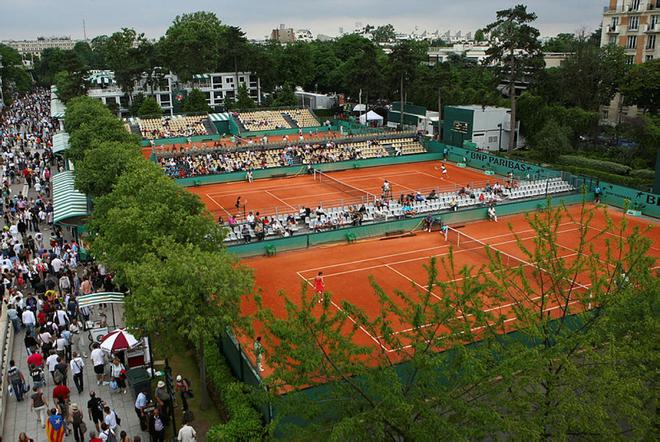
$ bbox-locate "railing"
[0,304,15,437]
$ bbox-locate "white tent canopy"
[359,110,384,125]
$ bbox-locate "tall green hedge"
[205,341,264,441]
[558,155,632,176]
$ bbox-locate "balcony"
[608,25,620,33]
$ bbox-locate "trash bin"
[126,367,151,399]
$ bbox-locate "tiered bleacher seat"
[237,110,291,131]
[137,116,208,139]
[285,109,320,128]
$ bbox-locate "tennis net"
[313,169,377,204]
[445,227,530,269]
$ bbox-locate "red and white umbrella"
[100,328,139,352]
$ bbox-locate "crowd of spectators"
[159,141,366,178]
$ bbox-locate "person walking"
[90,343,107,385]
[87,391,105,433]
[149,408,166,442]
[31,386,49,428]
[70,351,85,394]
[45,408,66,442]
[8,359,26,401]
[154,380,172,425]
[103,405,120,433]
[177,419,197,442]
[68,403,87,442]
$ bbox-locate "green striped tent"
[77,292,125,308]
[52,132,70,154]
[50,85,66,119]
[52,171,90,225]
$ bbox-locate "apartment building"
[86,70,261,116]
[600,0,659,123]
[1,37,77,60]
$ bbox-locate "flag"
[46,413,65,442]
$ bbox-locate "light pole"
[497,123,503,151]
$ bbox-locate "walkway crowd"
[159,140,365,178]
[2,90,196,442]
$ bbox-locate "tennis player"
[313,272,325,302]
[439,220,449,241]
[440,163,448,179]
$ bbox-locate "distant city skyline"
[0,0,607,41]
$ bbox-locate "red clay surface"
[239,205,660,377]
[189,161,497,220]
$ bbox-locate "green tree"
[474,29,486,42]
[124,239,253,409]
[104,28,154,97]
[89,161,224,271]
[621,59,660,114]
[182,88,211,113]
[53,69,88,103]
[32,47,67,86]
[68,114,136,162]
[137,97,163,118]
[0,44,32,99]
[235,84,255,109]
[533,119,571,162]
[220,26,250,92]
[271,83,298,107]
[542,33,579,52]
[558,42,626,111]
[389,40,428,127]
[256,202,656,439]
[484,4,543,152]
[371,24,396,43]
[64,96,113,133]
[128,92,146,117]
[74,141,143,197]
[160,11,226,80]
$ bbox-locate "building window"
[609,35,617,44]
[630,0,641,10]
[225,77,233,83]
[626,55,636,65]
[646,55,654,61]
[488,136,498,143]
[629,16,639,30]
[239,76,245,82]
[602,110,609,120]
[651,15,659,31]
[611,17,619,31]
[627,35,637,48]
[647,34,657,49]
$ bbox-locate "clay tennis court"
[239,205,660,375]
[189,161,495,219]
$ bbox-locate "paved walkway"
[3,305,151,441]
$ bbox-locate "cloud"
[0,0,606,41]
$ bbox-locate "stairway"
[202,119,217,135]
[383,144,397,156]
[232,115,248,132]
[281,112,299,129]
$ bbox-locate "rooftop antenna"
[83,18,87,41]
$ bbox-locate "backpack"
[104,429,117,442]
[53,368,64,384]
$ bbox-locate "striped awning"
[52,132,70,154]
[209,112,231,121]
[78,292,125,308]
[52,170,90,225]
[193,74,211,80]
[50,85,67,119]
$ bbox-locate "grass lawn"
[152,337,226,440]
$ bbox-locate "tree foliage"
[256,202,657,440]
[371,24,396,43]
[137,96,163,118]
[533,119,571,162]
[235,84,255,110]
[485,4,543,151]
[182,88,211,113]
[621,59,660,114]
[0,44,32,98]
[160,11,226,81]
[74,141,143,197]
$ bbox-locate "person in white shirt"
[22,308,36,335]
[70,352,85,394]
[103,405,118,431]
[50,257,63,274]
[46,350,59,381]
[90,343,107,385]
[177,420,197,442]
[53,308,69,329]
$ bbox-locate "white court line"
[302,228,581,279]
[385,264,444,303]
[297,222,579,274]
[265,190,297,210]
[296,271,389,352]
[206,193,232,217]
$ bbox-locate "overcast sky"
[0,0,607,41]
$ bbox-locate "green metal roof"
[52,171,89,225]
[50,85,67,119]
[52,132,70,154]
